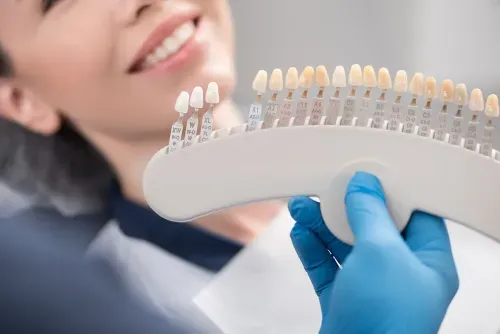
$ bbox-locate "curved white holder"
[143,117,500,245]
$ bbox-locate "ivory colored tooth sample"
[363,65,377,88]
[371,67,391,129]
[299,66,315,89]
[175,91,190,114]
[387,70,407,131]
[401,73,424,134]
[479,93,498,156]
[348,64,363,86]
[409,73,424,96]
[332,66,347,88]
[394,70,408,93]
[469,88,485,111]
[434,79,454,141]
[440,79,454,102]
[253,70,268,94]
[416,77,437,137]
[484,94,499,117]
[464,88,484,151]
[424,77,438,100]
[454,83,468,105]
[285,67,299,90]
[269,69,283,91]
[315,65,330,87]
[377,67,392,90]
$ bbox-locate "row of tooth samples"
[169,82,219,152]
[248,65,500,158]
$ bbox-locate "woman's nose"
[112,0,159,26]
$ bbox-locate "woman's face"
[0,0,235,138]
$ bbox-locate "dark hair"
[0,43,112,215]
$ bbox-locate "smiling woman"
[0,0,283,329]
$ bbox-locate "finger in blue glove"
[289,171,459,334]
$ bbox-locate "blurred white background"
[230,0,500,104]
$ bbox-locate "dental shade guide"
[143,66,500,246]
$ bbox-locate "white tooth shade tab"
[190,86,204,109]
[175,91,190,114]
[206,82,220,104]
[332,66,347,88]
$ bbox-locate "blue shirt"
[109,182,242,272]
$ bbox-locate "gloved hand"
[289,171,459,334]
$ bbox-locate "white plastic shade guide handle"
[143,125,500,245]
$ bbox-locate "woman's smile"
[128,12,204,75]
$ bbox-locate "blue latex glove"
[289,171,459,334]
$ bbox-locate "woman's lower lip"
[135,19,205,76]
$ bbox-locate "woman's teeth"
[142,21,196,69]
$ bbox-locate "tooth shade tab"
[377,68,392,90]
[469,88,485,111]
[299,66,315,89]
[394,70,408,93]
[454,84,468,105]
[332,66,347,88]
[485,94,499,117]
[409,73,424,96]
[190,86,204,109]
[142,21,195,69]
[348,64,363,86]
[253,70,268,94]
[269,69,283,91]
[362,65,377,88]
[440,79,454,102]
[285,67,299,90]
[175,91,190,114]
[315,65,330,87]
[424,77,437,99]
[206,82,219,104]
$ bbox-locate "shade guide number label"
[450,117,463,146]
[417,108,432,137]
[309,98,324,125]
[434,112,448,141]
[464,122,479,151]
[247,104,263,131]
[169,122,183,153]
[372,101,386,129]
[402,107,418,134]
[388,104,401,131]
[480,126,494,156]
[327,97,341,125]
[293,98,308,126]
[184,116,199,147]
[277,99,294,127]
[200,113,214,143]
[356,97,370,127]
[262,101,279,129]
[340,97,356,126]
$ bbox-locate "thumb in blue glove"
[289,171,459,334]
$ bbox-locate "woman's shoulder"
[0,206,110,253]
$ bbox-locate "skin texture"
[0,0,282,243]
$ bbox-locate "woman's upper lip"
[128,10,200,71]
